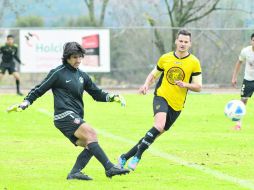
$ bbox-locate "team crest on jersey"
[156,105,160,110]
[166,67,185,85]
[73,118,81,125]
[79,77,84,83]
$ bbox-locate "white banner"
[19,29,110,73]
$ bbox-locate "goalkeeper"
[7,42,129,180]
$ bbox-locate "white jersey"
[239,46,254,81]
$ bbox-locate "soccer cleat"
[105,165,130,178]
[67,172,93,180]
[128,156,140,171]
[118,155,127,169]
[17,92,24,96]
[233,125,241,130]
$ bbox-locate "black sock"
[122,138,143,160]
[87,142,114,171]
[16,79,20,93]
[70,148,93,174]
[135,127,160,159]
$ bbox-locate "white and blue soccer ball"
[224,100,246,121]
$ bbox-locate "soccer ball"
[224,100,246,121]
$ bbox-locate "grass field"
[0,93,254,190]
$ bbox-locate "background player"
[0,34,23,95]
[118,30,202,171]
[7,42,129,180]
[231,33,254,130]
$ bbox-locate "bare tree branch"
[99,0,109,26]
[83,0,95,25]
[216,7,254,14]
[182,0,220,25]
[164,0,174,26]
[84,0,89,7]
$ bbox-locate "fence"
[0,27,252,89]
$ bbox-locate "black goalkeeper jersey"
[24,63,108,118]
[0,44,21,67]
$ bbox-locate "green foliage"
[15,15,44,27]
[0,93,254,190]
[64,16,99,27]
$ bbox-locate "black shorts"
[0,66,16,74]
[241,79,254,98]
[153,96,181,131]
[54,112,85,146]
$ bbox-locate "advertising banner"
[19,29,110,73]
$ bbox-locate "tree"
[0,0,50,27]
[83,0,109,26]
[146,0,221,53]
[64,16,96,27]
[15,16,44,27]
[73,1,110,83]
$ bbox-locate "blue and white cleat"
[118,155,127,169]
[128,156,140,171]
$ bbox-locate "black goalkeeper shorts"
[0,66,16,74]
[54,112,85,146]
[153,96,181,131]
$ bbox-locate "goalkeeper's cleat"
[117,155,127,169]
[128,156,140,171]
[6,104,22,113]
[105,165,130,178]
[67,172,93,180]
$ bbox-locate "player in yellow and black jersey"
[155,49,201,111]
[118,30,202,171]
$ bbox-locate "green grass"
[0,93,254,190]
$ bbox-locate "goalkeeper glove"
[6,100,30,113]
[107,94,126,107]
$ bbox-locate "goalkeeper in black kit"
[7,42,129,180]
[0,34,23,95]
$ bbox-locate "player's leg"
[0,73,3,81]
[67,146,93,180]
[127,113,164,170]
[12,70,23,96]
[235,80,252,130]
[127,96,168,170]
[74,123,130,178]
[0,66,6,81]
[54,114,94,180]
[118,138,143,168]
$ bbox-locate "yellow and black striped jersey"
[155,51,202,111]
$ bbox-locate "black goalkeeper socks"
[16,79,20,93]
[135,127,160,159]
[70,148,93,174]
[87,142,114,171]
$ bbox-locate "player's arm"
[175,73,202,92]
[13,69,58,112]
[83,73,126,106]
[139,66,162,95]
[13,46,22,64]
[25,69,59,104]
[231,60,243,88]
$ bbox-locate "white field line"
[37,108,254,190]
